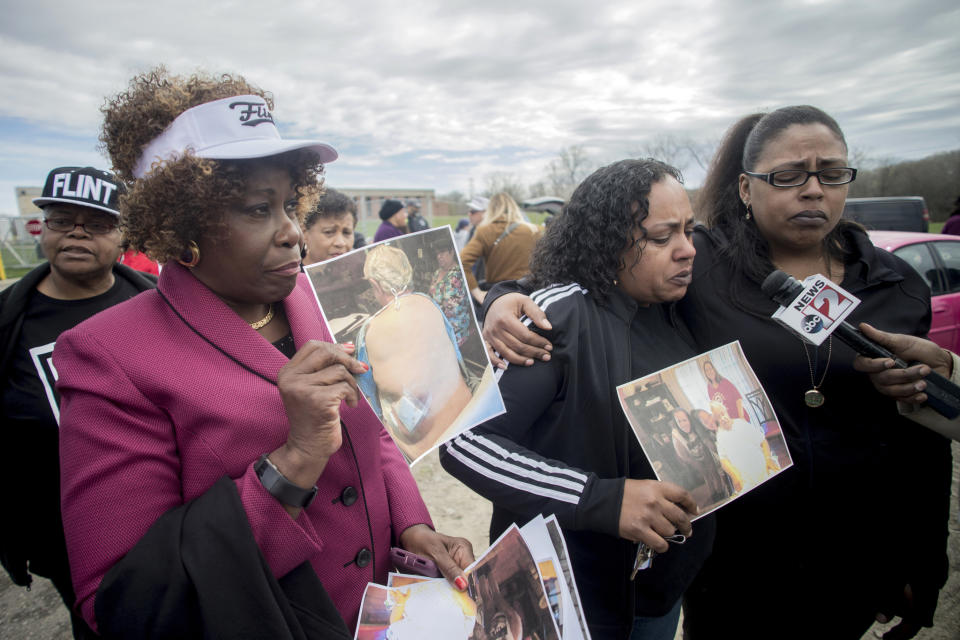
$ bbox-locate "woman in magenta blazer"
[54,68,472,634]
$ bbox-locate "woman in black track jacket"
[440,159,715,640]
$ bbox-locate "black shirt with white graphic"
[2,277,141,425]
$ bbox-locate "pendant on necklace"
[805,389,825,408]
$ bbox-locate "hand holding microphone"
[852,323,954,403]
[761,270,960,419]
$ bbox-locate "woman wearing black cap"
[374,199,408,242]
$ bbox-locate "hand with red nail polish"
[399,524,474,591]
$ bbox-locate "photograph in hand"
[618,341,792,516]
[306,227,505,464]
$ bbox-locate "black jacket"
[679,226,951,637]
[441,283,715,639]
[0,262,157,377]
[0,262,156,587]
[95,476,351,639]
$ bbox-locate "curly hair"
[529,158,683,301]
[100,66,323,263]
[305,188,358,230]
[696,105,856,288]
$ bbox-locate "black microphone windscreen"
[761,270,803,307]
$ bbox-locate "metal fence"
[1,215,45,271]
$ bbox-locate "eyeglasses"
[44,218,119,235]
[743,167,857,188]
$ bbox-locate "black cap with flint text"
[32,166,125,217]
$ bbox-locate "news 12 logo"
[771,274,860,346]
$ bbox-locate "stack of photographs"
[354,515,591,640]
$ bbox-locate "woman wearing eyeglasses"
[53,68,473,637]
[481,106,952,638]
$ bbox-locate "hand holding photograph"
[617,341,793,517]
[306,227,505,464]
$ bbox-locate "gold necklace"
[801,337,832,408]
[249,303,275,330]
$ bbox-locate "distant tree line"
[440,146,960,222]
[848,149,960,221]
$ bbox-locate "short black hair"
[305,188,358,229]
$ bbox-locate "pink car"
[869,230,960,353]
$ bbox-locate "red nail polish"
[360,362,369,372]
[454,576,467,591]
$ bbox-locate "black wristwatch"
[254,454,318,508]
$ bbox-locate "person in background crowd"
[940,195,960,236]
[374,199,408,242]
[463,196,488,245]
[453,217,472,251]
[405,198,429,233]
[55,67,472,636]
[0,166,156,640]
[481,106,952,639]
[118,243,160,275]
[441,159,712,640]
[460,192,540,305]
[353,229,367,250]
[459,197,489,282]
[302,187,357,264]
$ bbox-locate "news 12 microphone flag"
[770,274,860,347]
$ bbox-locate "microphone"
[762,270,960,419]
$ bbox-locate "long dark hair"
[672,408,698,443]
[529,158,683,301]
[696,105,857,289]
[701,358,723,385]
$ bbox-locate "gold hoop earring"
[178,241,200,268]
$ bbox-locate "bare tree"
[634,134,716,176]
[544,145,593,199]
[847,149,960,220]
[526,180,549,198]
[483,172,527,203]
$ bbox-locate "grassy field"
[0,242,43,279]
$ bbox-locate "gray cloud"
[1,0,958,212]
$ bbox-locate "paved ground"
[2,446,958,639]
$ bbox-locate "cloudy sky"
[1,0,958,214]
